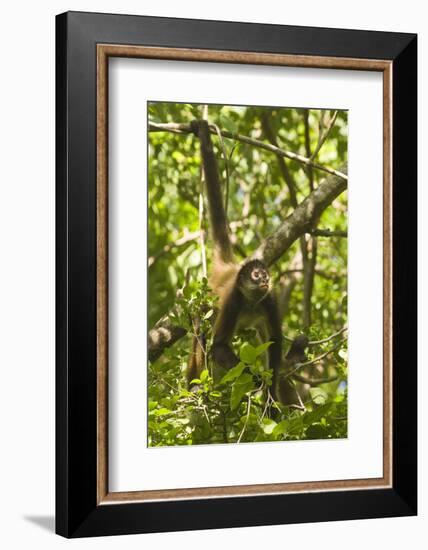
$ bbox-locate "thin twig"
[309,326,348,346]
[285,338,346,379]
[237,394,252,444]
[149,369,179,393]
[292,373,338,386]
[295,386,306,410]
[148,230,200,267]
[260,393,271,422]
[283,325,347,346]
[201,405,211,426]
[311,110,338,161]
[267,389,282,412]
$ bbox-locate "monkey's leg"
[212,340,240,370]
[212,288,242,370]
[256,323,270,370]
[186,311,208,387]
[262,294,283,401]
[187,333,206,386]
[278,376,301,406]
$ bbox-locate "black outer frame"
[56,11,417,538]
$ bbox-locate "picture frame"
[56,11,417,538]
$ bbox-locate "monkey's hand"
[212,342,240,370]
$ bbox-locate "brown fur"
[187,320,206,384]
[187,120,282,394]
[276,335,309,405]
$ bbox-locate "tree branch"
[252,163,347,266]
[302,110,317,329]
[309,326,348,346]
[283,325,347,346]
[148,313,187,363]
[311,110,339,160]
[285,338,346,379]
[292,372,338,386]
[310,228,347,238]
[149,121,347,181]
[261,113,298,207]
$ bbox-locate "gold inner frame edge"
[96,44,393,505]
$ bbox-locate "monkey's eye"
[252,270,260,280]
[259,272,269,286]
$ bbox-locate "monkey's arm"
[212,288,243,369]
[262,293,283,400]
[191,119,235,264]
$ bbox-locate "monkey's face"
[250,266,270,290]
[238,260,271,301]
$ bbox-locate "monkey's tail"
[187,318,207,386]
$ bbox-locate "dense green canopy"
[147,103,348,446]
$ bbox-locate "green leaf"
[189,378,201,385]
[261,418,277,435]
[254,341,273,357]
[305,424,328,440]
[183,286,192,299]
[219,362,246,384]
[219,115,238,135]
[338,349,348,361]
[303,402,333,425]
[230,373,254,410]
[287,415,305,435]
[239,342,257,364]
[309,387,328,405]
[152,408,172,416]
[200,369,209,383]
[171,417,190,425]
[203,309,214,320]
[273,419,289,437]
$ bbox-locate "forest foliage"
[147,102,348,446]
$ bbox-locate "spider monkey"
[187,119,283,399]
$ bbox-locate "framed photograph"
[56,11,417,538]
